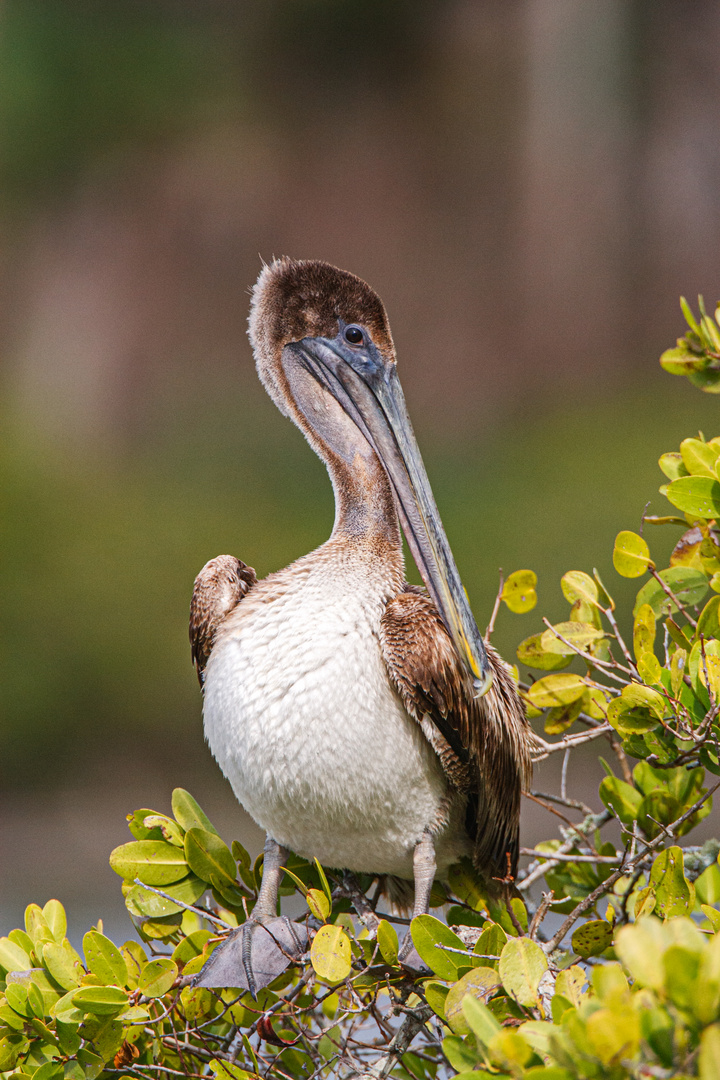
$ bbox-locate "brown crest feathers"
[248,258,395,365]
[190,555,257,684]
[380,588,532,884]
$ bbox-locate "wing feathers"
[380,589,531,883]
[190,555,257,683]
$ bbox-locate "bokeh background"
[3,0,720,941]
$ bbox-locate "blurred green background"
[2,1,720,937]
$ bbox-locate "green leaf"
[680,437,720,478]
[171,788,220,835]
[613,530,652,578]
[638,791,682,840]
[571,920,613,959]
[651,847,694,917]
[71,985,129,1015]
[310,924,352,982]
[607,683,666,734]
[42,940,84,990]
[666,475,720,518]
[109,839,189,885]
[376,920,398,965]
[137,957,178,998]
[527,673,587,709]
[424,980,449,1020]
[498,937,547,1006]
[83,931,128,987]
[540,622,605,656]
[501,570,537,614]
[698,595,720,640]
[474,922,507,964]
[184,828,237,890]
[172,929,213,967]
[599,775,643,825]
[461,994,501,1047]
[140,814,185,847]
[410,915,468,981]
[445,968,500,1034]
[516,633,571,671]
[443,1033,481,1073]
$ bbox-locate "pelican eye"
[344,325,364,346]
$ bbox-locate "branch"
[541,778,720,953]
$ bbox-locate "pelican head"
[248,257,491,695]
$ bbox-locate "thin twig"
[133,879,233,930]
[542,778,720,953]
[648,567,698,628]
[485,570,504,642]
[520,848,621,864]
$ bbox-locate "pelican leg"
[193,836,308,995]
[398,830,435,971]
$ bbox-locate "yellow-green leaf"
[666,475,720,518]
[501,570,537,614]
[613,530,652,578]
[498,937,547,1007]
[633,603,656,660]
[681,437,720,478]
[638,652,662,685]
[42,941,84,991]
[109,840,188,886]
[171,789,219,835]
[137,957,178,998]
[527,673,587,709]
[184,828,237,890]
[540,621,604,656]
[651,847,694,918]
[607,683,667,734]
[310,925,352,982]
[42,901,67,944]
[444,968,499,1034]
[659,452,689,481]
[83,932,128,988]
[555,965,587,1007]
[306,888,330,922]
[561,570,600,607]
[71,986,128,1016]
[516,633,571,671]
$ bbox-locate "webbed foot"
[193,916,308,995]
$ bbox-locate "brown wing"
[380,588,531,883]
[190,556,257,684]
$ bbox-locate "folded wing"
[380,587,531,883]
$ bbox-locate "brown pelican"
[190,258,530,991]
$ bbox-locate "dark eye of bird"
[344,325,364,346]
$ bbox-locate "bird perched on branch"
[190,258,531,992]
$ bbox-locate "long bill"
[292,339,492,696]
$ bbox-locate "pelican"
[190,258,531,991]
